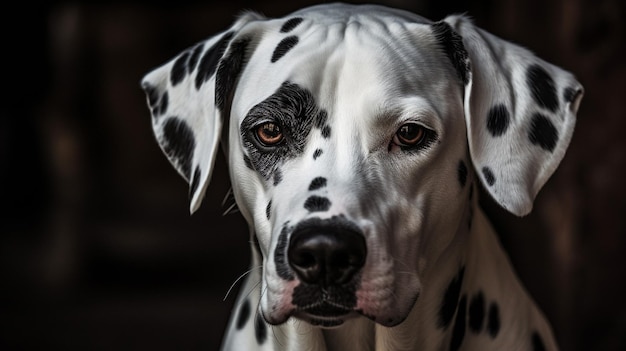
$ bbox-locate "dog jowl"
[141,3,582,350]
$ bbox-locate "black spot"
[431,21,470,86]
[142,83,159,107]
[216,37,250,113]
[527,64,558,112]
[236,299,251,330]
[161,117,196,180]
[528,113,559,152]
[255,313,267,344]
[487,303,500,338]
[313,149,323,160]
[158,91,169,116]
[315,110,328,129]
[243,154,254,170]
[308,177,327,191]
[271,36,299,63]
[196,31,234,90]
[189,166,201,199]
[563,86,578,103]
[450,295,467,351]
[482,167,495,186]
[438,266,465,329]
[468,291,485,333]
[280,17,304,33]
[275,223,294,280]
[273,168,283,186]
[304,196,331,212]
[171,51,190,86]
[266,200,272,220]
[457,160,468,187]
[188,43,204,73]
[531,331,546,351]
[321,125,331,139]
[486,104,510,137]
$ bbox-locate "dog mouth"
[295,301,355,327]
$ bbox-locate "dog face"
[141,4,582,328]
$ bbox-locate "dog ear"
[435,16,583,216]
[141,12,264,214]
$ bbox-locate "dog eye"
[256,122,284,146]
[393,123,426,147]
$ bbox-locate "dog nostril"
[288,225,366,286]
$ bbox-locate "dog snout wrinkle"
[288,221,366,287]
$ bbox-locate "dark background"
[1,0,624,350]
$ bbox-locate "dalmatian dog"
[141,3,583,350]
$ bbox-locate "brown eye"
[256,122,283,146]
[394,123,426,146]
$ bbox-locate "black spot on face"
[468,291,485,333]
[158,91,169,116]
[450,295,467,351]
[527,64,558,112]
[273,168,283,186]
[236,299,251,330]
[532,331,546,351]
[280,17,304,33]
[308,177,327,191]
[189,166,201,199]
[431,21,470,86]
[486,104,510,137]
[196,31,234,90]
[458,160,468,188]
[438,266,465,329]
[271,36,299,63]
[482,167,495,186]
[266,200,272,220]
[313,148,323,160]
[255,313,267,344]
[304,196,331,212]
[528,113,559,152]
[171,51,190,86]
[161,117,196,180]
[487,302,500,338]
[216,37,250,114]
[321,125,331,139]
[274,224,294,280]
[187,43,204,73]
[241,82,322,181]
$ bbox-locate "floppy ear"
[141,12,264,214]
[436,16,583,216]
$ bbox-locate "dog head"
[141,3,582,328]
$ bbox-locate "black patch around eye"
[450,295,467,351]
[487,303,500,338]
[304,196,331,212]
[531,331,546,351]
[527,64,558,112]
[457,160,468,187]
[308,177,327,191]
[158,91,169,116]
[438,266,465,329]
[486,104,510,137]
[196,31,234,90]
[313,149,323,160]
[481,167,496,186]
[171,51,190,86]
[271,36,299,63]
[431,21,470,86]
[275,223,294,281]
[236,299,251,330]
[528,113,558,152]
[280,17,304,33]
[255,313,267,344]
[189,166,201,199]
[161,117,196,180]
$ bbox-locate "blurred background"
[1,0,624,350]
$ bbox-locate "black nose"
[288,221,366,287]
